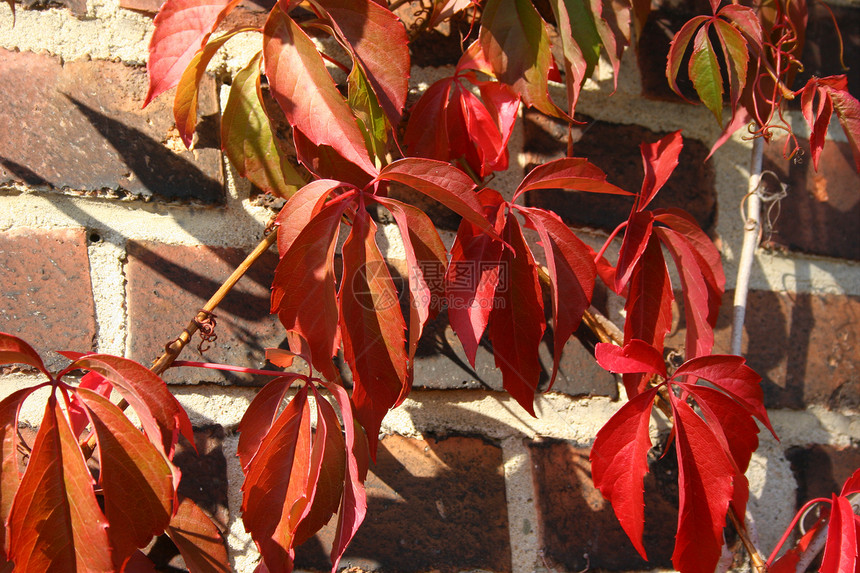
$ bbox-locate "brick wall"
[1,0,859,572]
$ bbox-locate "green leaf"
[479,0,563,117]
[713,18,748,114]
[666,16,709,101]
[689,25,724,124]
[348,64,389,167]
[222,52,306,198]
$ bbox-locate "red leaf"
[145,0,241,106]
[222,52,307,198]
[69,370,115,438]
[264,9,377,177]
[313,0,410,125]
[403,78,453,162]
[376,159,500,240]
[373,196,448,361]
[591,387,658,559]
[275,180,347,256]
[292,129,376,186]
[681,384,758,518]
[339,208,409,458]
[449,82,506,177]
[237,375,304,470]
[166,497,230,573]
[825,78,860,172]
[271,201,348,381]
[841,468,860,496]
[520,207,596,387]
[242,386,310,571]
[122,550,159,572]
[321,381,369,572]
[487,215,546,415]
[76,388,174,570]
[595,340,667,378]
[0,332,50,377]
[653,209,725,293]
[293,385,346,547]
[654,226,718,359]
[638,131,683,211]
[673,354,775,436]
[800,78,834,171]
[446,189,506,366]
[7,394,113,573]
[65,355,194,460]
[614,211,654,292]
[513,157,631,201]
[670,395,735,573]
[820,494,858,573]
[0,388,33,557]
[622,236,674,396]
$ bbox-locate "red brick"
[762,136,860,261]
[785,445,860,508]
[528,439,676,570]
[0,227,96,372]
[522,111,717,235]
[0,50,223,204]
[125,241,287,384]
[294,434,511,573]
[666,290,860,410]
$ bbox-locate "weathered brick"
[0,50,223,204]
[0,227,95,372]
[125,241,288,384]
[294,434,511,573]
[523,110,717,235]
[785,444,860,508]
[762,136,860,261]
[528,439,677,571]
[666,290,860,410]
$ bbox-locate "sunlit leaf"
[237,375,303,470]
[514,157,631,200]
[670,395,735,573]
[222,52,306,198]
[65,355,194,460]
[175,29,250,147]
[274,179,346,256]
[591,387,658,559]
[638,130,683,211]
[7,395,113,573]
[145,0,241,106]
[264,9,377,176]
[348,63,389,163]
[0,388,32,557]
[689,25,725,124]
[0,332,50,377]
[594,339,667,378]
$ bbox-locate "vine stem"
[80,229,279,457]
[731,135,764,356]
[729,134,768,573]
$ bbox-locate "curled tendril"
[194,310,218,353]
